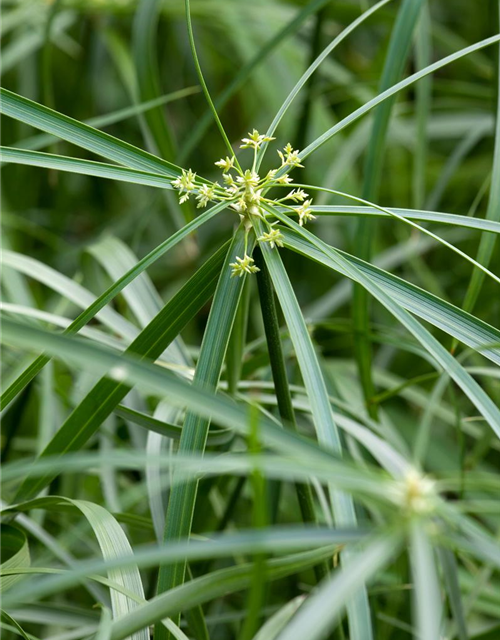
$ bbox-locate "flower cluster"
[171,168,196,204]
[171,130,316,276]
[389,470,437,515]
[229,254,260,278]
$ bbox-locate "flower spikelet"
[240,129,275,150]
[229,254,260,277]
[215,156,235,172]
[258,228,284,249]
[295,200,315,226]
[171,168,196,203]
[196,183,218,208]
[278,143,304,168]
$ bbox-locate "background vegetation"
[1,0,500,639]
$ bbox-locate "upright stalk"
[155,227,250,640]
[254,248,329,583]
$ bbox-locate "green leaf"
[71,499,148,640]
[1,521,365,608]
[255,0,392,169]
[183,0,236,166]
[301,33,500,159]
[155,227,250,639]
[345,0,457,416]
[95,607,113,640]
[2,498,188,640]
[132,0,177,160]
[0,147,174,189]
[272,210,500,439]
[254,249,328,582]
[178,0,331,164]
[413,1,433,209]
[0,302,124,351]
[86,234,188,367]
[308,205,500,235]
[0,88,181,176]
[410,523,443,640]
[252,596,306,640]
[0,610,32,640]
[226,277,250,397]
[112,547,340,640]
[18,88,200,153]
[113,405,232,445]
[438,547,468,640]
[252,216,373,640]
[88,234,162,325]
[297,185,500,290]
[2,249,139,341]
[0,318,353,479]
[0,201,223,410]
[276,534,401,640]
[361,0,425,200]
[282,228,500,367]
[461,8,500,316]
[12,241,229,502]
[1,10,76,77]
[0,525,30,593]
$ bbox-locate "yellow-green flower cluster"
[229,254,260,278]
[171,130,316,276]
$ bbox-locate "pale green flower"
[240,129,275,150]
[285,188,308,202]
[229,254,260,277]
[278,143,304,168]
[196,182,218,208]
[214,156,235,172]
[230,197,248,213]
[258,228,284,249]
[389,470,437,515]
[236,169,260,188]
[172,168,197,203]
[275,173,293,185]
[295,200,315,226]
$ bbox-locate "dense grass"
[1,1,500,639]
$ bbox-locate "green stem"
[239,405,268,640]
[155,227,250,640]
[227,278,251,396]
[185,0,241,170]
[254,248,329,583]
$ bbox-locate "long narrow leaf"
[276,535,400,640]
[256,0,392,169]
[252,216,373,640]
[13,241,229,502]
[0,147,174,189]
[301,34,500,159]
[271,208,500,439]
[0,202,223,410]
[0,88,181,176]
[410,523,443,640]
[308,205,500,235]
[282,229,500,367]
[462,8,500,315]
[155,227,250,639]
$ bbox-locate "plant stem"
[254,248,329,583]
[155,228,249,640]
[239,404,268,640]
